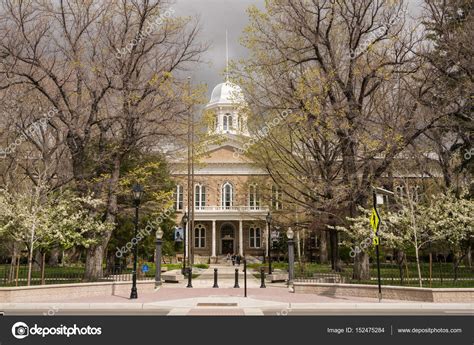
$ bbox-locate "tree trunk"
[8,243,19,282]
[48,247,60,266]
[84,245,105,281]
[394,249,405,285]
[329,230,341,271]
[106,249,116,275]
[466,242,472,268]
[41,252,46,285]
[27,246,34,286]
[353,251,370,280]
[319,230,328,264]
[84,155,120,281]
[33,250,42,269]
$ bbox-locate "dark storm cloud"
[174,0,423,99]
[174,0,263,96]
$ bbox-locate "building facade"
[170,81,276,263]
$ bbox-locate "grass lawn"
[248,261,474,288]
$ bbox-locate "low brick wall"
[293,282,474,302]
[0,280,156,303]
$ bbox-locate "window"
[249,184,260,210]
[223,113,232,131]
[410,185,421,203]
[395,185,404,198]
[174,185,183,211]
[271,185,282,210]
[194,224,206,248]
[195,184,206,210]
[249,227,261,248]
[221,182,233,209]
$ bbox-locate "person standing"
[236,254,241,266]
[231,253,236,266]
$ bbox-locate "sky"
[173,0,264,97]
[173,0,423,100]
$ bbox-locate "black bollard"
[234,268,240,288]
[213,268,219,288]
[186,267,193,288]
[260,267,266,288]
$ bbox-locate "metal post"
[373,191,382,301]
[182,216,187,275]
[243,259,247,297]
[186,267,193,288]
[234,268,240,288]
[155,237,162,287]
[260,267,266,288]
[130,204,139,299]
[288,238,295,286]
[213,268,219,288]
[268,224,272,275]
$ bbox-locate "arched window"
[249,184,260,210]
[221,182,233,209]
[174,185,183,211]
[249,227,261,248]
[223,113,232,131]
[395,185,404,198]
[223,115,228,131]
[195,184,206,210]
[194,224,206,248]
[271,185,282,210]
[410,185,421,203]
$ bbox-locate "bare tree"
[234,0,444,276]
[0,0,206,279]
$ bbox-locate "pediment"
[200,145,252,164]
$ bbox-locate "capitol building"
[170,81,280,263]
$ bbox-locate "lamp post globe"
[130,183,144,299]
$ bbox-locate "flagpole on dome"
[226,29,229,82]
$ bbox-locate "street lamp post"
[287,227,295,286]
[266,212,272,275]
[372,186,394,302]
[182,212,188,275]
[130,183,144,299]
[155,227,164,287]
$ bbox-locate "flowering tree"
[0,188,112,285]
[419,191,474,280]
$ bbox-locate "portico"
[182,206,269,262]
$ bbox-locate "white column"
[212,220,216,257]
[239,220,243,256]
[265,221,269,257]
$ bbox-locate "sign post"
[371,191,382,301]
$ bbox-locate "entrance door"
[222,240,234,255]
[220,223,235,254]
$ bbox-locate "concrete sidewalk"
[1,286,473,315]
